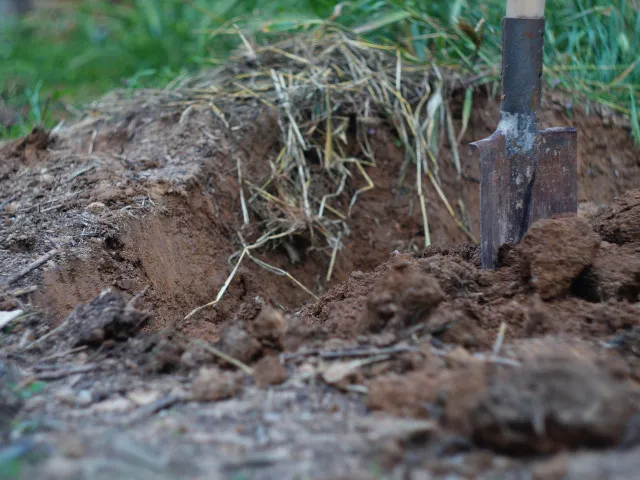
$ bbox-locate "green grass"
[1,0,639,138]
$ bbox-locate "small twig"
[282,345,419,361]
[245,250,318,300]
[346,385,369,394]
[38,346,88,363]
[2,248,60,287]
[492,321,507,357]
[21,318,69,351]
[40,204,64,214]
[66,165,96,183]
[444,102,462,178]
[237,155,250,225]
[88,130,97,154]
[8,286,37,297]
[184,229,316,320]
[190,339,254,376]
[35,364,98,381]
[127,285,149,309]
[325,236,341,283]
[347,158,375,214]
[184,249,248,320]
[122,395,181,426]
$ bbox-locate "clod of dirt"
[423,243,481,267]
[220,324,261,363]
[253,355,288,388]
[219,324,261,365]
[364,417,437,469]
[13,126,51,163]
[470,362,639,454]
[85,202,106,214]
[365,258,445,332]
[191,367,242,402]
[442,363,489,435]
[592,190,640,244]
[321,297,369,338]
[249,306,287,349]
[427,303,491,349]
[55,291,150,350]
[293,264,390,338]
[417,255,479,297]
[519,217,601,300]
[135,330,190,374]
[581,243,640,302]
[1,233,36,253]
[281,320,329,352]
[367,370,440,418]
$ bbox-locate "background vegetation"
[1,0,638,139]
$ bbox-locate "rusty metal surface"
[472,128,578,269]
[531,127,578,223]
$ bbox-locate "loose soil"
[2,87,640,479]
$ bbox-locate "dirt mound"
[292,210,640,346]
[593,189,640,244]
[2,62,640,477]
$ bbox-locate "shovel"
[470,0,577,269]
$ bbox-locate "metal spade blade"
[470,14,577,269]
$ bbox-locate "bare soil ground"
[2,85,640,480]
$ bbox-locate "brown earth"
[2,90,640,479]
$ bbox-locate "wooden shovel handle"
[506,0,545,18]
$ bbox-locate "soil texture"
[1,89,640,479]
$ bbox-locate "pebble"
[40,173,54,184]
[191,367,240,402]
[55,387,76,406]
[298,363,316,381]
[76,390,92,407]
[92,396,133,413]
[127,389,161,406]
[43,456,81,480]
[85,201,106,213]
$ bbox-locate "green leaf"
[629,87,640,144]
[411,22,427,62]
[353,10,411,35]
[18,381,46,400]
[458,86,473,142]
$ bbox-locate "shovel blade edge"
[471,131,510,270]
[531,127,578,225]
[471,127,578,269]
